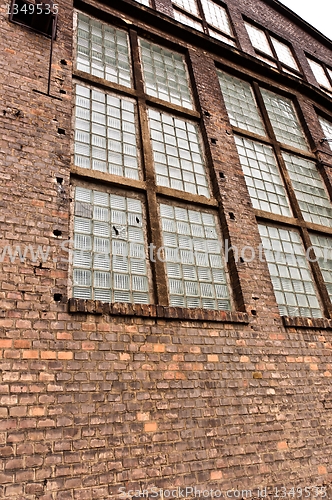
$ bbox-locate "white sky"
[278,0,332,40]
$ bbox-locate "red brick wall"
[1,0,332,498]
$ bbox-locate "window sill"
[68,298,249,323]
[282,316,332,330]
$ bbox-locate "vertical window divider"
[129,29,170,306]
[195,0,209,35]
[264,30,282,73]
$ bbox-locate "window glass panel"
[217,71,266,136]
[245,23,273,56]
[327,68,332,82]
[319,116,332,151]
[258,224,322,318]
[174,10,204,31]
[76,13,132,87]
[201,0,232,36]
[209,29,236,46]
[310,233,332,299]
[271,38,298,70]
[235,136,292,217]
[148,109,210,198]
[173,0,199,16]
[282,153,332,227]
[139,39,193,109]
[135,0,150,4]
[308,58,332,89]
[73,187,151,304]
[74,85,140,179]
[160,204,231,310]
[261,89,309,151]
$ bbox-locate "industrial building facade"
[1,0,332,497]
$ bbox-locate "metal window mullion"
[265,30,282,72]
[323,63,332,89]
[299,227,332,317]
[195,0,210,36]
[129,29,169,306]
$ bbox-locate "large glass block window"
[74,85,140,179]
[148,109,210,197]
[307,58,332,93]
[258,225,322,318]
[260,89,309,151]
[217,71,266,136]
[319,116,332,150]
[310,233,332,298]
[201,0,232,37]
[282,153,332,227]
[173,10,204,31]
[160,204,231,310]
[76,13,131,87]
[235,136,292,217]
[73,187,150,304]
[245,21,300,75]
[139,39,193,109]
[173,0,199,16]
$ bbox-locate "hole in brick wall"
[54,293,62,302]
[211,138,217,144]
[204,111,211,117]
[251,310,257,316]
[60,59,68,65]
[229,212,235,220]
[59,89,66,94]
[219,172,225,179]
[56,177,63,184]
[57,128,66,135]
[239,257,244,263]
[53,229,62,237]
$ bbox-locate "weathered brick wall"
[1,0,332,499]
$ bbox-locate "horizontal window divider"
[145,96,200,119]
[255,210,299,228]
[278,145,317,160]
[173,5,202,23]
[282,316,332,329]
[70,166,146,193]
[156,186,219,207]
[68,298,249,323]
[73,70,137,99]
[231,126,271,145]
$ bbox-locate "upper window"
[73,13,233,312]
[319,116,332,150]
[244,21,301,77]
[218,70,332,319]
[307,57,332,96]
[172,0,236,46]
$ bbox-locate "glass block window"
[174,10,204,31]
[148,109,210,197]
[209,29,236,46]
[134,0,150,5]
[74,85,140,179]
[139,39,193,109]
[245,23,273,56]
[271,38,298,70]
[217,71,266,136]
[282,152,332,227]
[319,116,332,150]
[261,89,309,151]
[235,136,292,217]
[73,187,150,304]
[310,233,332,298]
[201,0,233,36]
[258,224,322,318]
[307,58,332,90]
[160,204,231,310]
[76,13,131,87]
[173,0,199,16]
